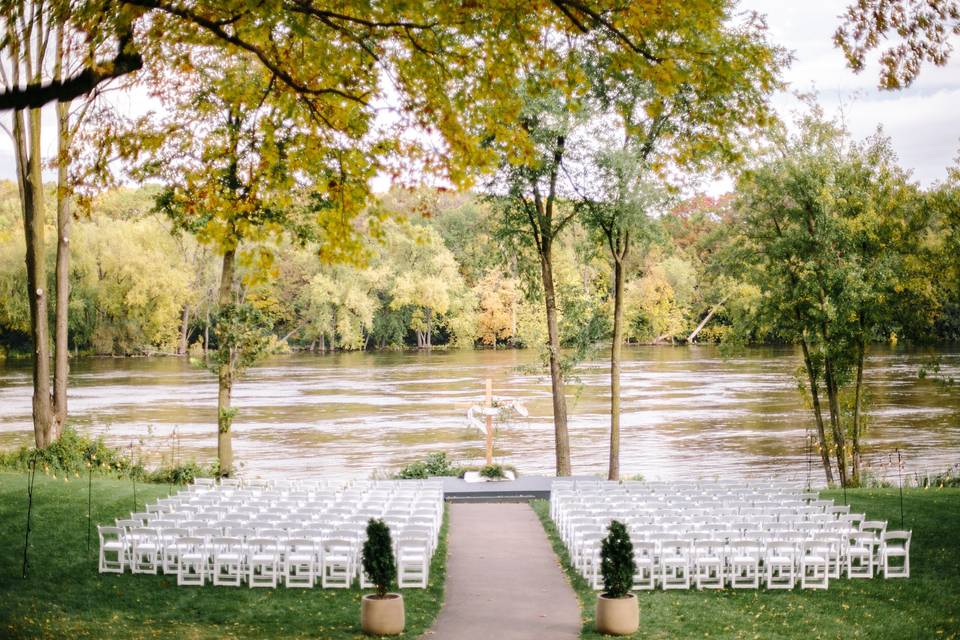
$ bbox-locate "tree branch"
[0,33,142,111]
[123,0,371,105]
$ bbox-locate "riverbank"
[0,472,449,639]
[533,488,960,639]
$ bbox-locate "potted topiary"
[595,520,639,636]
[361,519,404,636]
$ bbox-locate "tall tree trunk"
[824,356,848,487]
[851,329,865,485]
[216,249,236,477]
[53,97,72,436]
[425,308,433,348]
[204,308,210,357]
[540,246,571,476]
[608,257,624,481]
[799,334,835,486]
[14,103,55,448]
[177,304,191,355]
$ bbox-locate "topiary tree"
[600,520,635,598]
[362,519,396,598]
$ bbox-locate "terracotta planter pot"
[595,593,639,636]
[361,593,405,636]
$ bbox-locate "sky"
[1,1,958,191]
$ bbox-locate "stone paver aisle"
[424,503,580,640]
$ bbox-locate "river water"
[0,346,957,483]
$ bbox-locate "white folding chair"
[694,539,725,590]
[161,528,189,574]
[800,540,829,589]
[765,541,797,590]
[728,540,761,589]
[396,536,429,589]
[660,539,692,590]
[248,537,281,588]
[881,531,911,578]
[211,537,243,586]
[285,538,317,588]
[98,525,126,574]
[130,527,160,574]
[632,541,656,591]
[846,531,875,578]
[177,537,207,586]
[321,538,355,588]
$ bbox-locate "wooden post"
[485,378,494,466]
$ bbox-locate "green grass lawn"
[0,472,448,639]
[533,488,960,640]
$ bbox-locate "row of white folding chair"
[554,498,835,527]
[573,529,909,592]
[574,536,840,591]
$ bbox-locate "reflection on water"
[0,345,957,482]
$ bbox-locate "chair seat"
[103,542,124,551]
[217,553,241,562]
[803,555,825,563]
[732,556,757,564]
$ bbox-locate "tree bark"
[216,248,236,477]
[851,328,865,485]
[177,304,191,355]
[608,257,624,481]
[541,247,572,476]
[799,334,835,486]
[823,355,848,487]
[14,103,55,448]
[53,96,72,437]
[425,308,433,348]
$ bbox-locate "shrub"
[600,520,635,599]
[0,427,217,485]
[479,464,505,479]
[0,427,141,478]
[143,460,219,485]
[362,519,396,598]
[394,452,462,479]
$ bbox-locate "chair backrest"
[766,541,796,556]
[115,518,140,532]
[694,539,725,557]
[98,525,123,542]
[211,536,242,551]
[883,530,911,546]
[179,536,206,552]
[130,527,158,543]
[198,525,224,538]
[287,537,315,552]
[861,520,887,538]
[323,537,354,553]
[247,537,280,555]
[662,539,691,556]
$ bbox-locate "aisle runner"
[424,503,580,640]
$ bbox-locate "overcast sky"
[1,1,958,190]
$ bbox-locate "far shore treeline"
[1,178,956,359]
